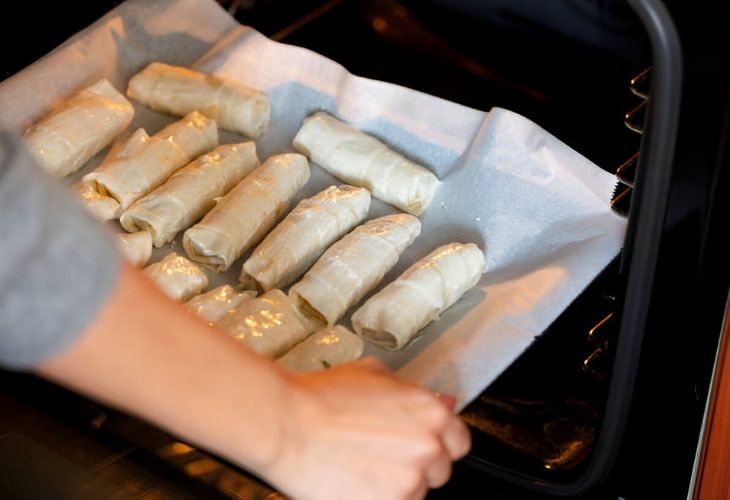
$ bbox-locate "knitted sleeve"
[0,131,122,369]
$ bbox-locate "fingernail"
[434,393,457,410]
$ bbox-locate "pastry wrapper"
[120,141,259,247]
[185,284,256,324]
[292,111,440,216]
[117,230,153,267]
[241,184,371,291]
[277,325,364,372]
[127,61,270,138]
[83,111,219,210]
[216,289,312,358]
[143,252,209,301]
[351,242,485,350]
[73,180,122,221]
[183,153,310,272]
[23,78,134,178]
[289,213,421,328]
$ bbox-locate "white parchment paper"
[0,0,627,411]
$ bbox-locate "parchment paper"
[0,0,627,412]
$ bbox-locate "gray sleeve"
[0,131,123,370]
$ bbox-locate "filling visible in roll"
[83,111,219,210]
[73,180,122,221]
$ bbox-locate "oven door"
[440,0,730,497]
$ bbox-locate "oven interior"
[2,1,730,499]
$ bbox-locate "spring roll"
[289,213,421,329]
[216,289,312,359]
[72,128,153,219]
[23,78,134,177]
[143,252,209,301]
[83,111,219,210]
[351,242,485,350]
[277,325,364,372]
[119,141,260,247]
[127,62,270,138]
[292,111,440,216]
[73,180,122,221]
[240,184,371,292]
[185,284,256,324]
[117,230,153,267]
[182,153,310,272]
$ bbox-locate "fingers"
[402,390,471,490]
[301,357,471,497]
[429,394,471,469]
[424,443,454,488]
[351,355,391,374]
[433,392,457,411]
[353,359,472,464]
[442,409,471,461]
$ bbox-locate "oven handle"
[563,0,683,493]
[462,0,684,495]
[594,0,684,490]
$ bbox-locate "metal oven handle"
[562,0,683,493]
[466,0,684,495]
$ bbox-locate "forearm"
[32,263,470,500]
[3,127,468,499]
[35,260,291,474]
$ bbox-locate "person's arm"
[1,129,469,499]
[35,260,471,500]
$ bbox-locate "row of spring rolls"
[23,63,440,220]
[186,285,366,373]
[22,62,271,180]
[20,61,486,367]
[138,236,483,373]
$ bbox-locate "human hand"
[254,356,471,500]
[31,260,467,500]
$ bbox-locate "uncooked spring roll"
[182,153,310,272]
[277,325,364,372]
[350,242,485,350]
[23,78,134,177]
[185,284,256,324]
[72,128,149,220]
[240,184,371,292]
[73,180,122,221]
[83,111,219,210]
[119,141,260,247]
[216,289,312,359]
[289,213,421,329]
[117,230,153,267]
[126,62,270,138]
[292,111,441,216]
[143,252,209,301]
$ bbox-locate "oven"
[1,1,729,498]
